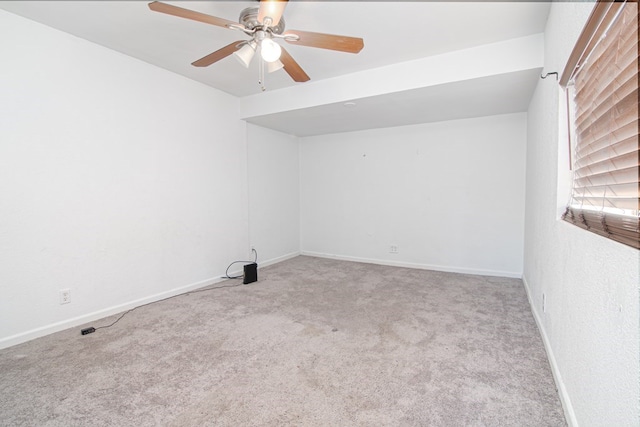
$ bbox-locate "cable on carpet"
[223,248,258,279]
[80,248,258,336]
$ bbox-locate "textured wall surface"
[523,2,640,426]
[247,124,300,265]
[300,113,527,277]
[0,10,248,347]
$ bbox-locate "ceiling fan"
[148,0,364,90]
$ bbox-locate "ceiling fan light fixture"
[148,1,364,87]
[233,41,256,68]
[267,59,284,73]
[257,0,288,27]
[260,38,282,63]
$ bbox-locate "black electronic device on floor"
[243,263,257,284]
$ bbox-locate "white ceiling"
[247,69,543,136]
[0,1,551,136]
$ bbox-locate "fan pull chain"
[258,57,266,92]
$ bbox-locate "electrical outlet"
[60,289,71,305]
[390,245,398,254]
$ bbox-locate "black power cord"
[223,248,258,279]
[81,249,258,336]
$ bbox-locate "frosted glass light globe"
[233,43,256,68]
[267,59,284,73]
[261,38,282,63]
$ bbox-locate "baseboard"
[0,275,230,350]
[522,274,578,427]
[0,252,301,350]
[256,251,300,269]
[300,251,522,278]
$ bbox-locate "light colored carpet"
[0,256,566,426]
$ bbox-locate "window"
[560,0,639,249]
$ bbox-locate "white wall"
[300,113,527,277]
[524,2,640,426]
[247,124,300,265]
[0,10,249,348]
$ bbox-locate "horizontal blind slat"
[572,6,637,89]
[574,165,640,187]
[575,94,638,149]
[574,134,638,167]
[570,196,640,211]
[559,1,624,87]
[574,43,637,101]
[575,76,638,133]
[562,207,640,248]
[574,149,640,177]
[575,63,637,130]
[563,0,639,249]
[575,120,638,158]
[572,182,639,198]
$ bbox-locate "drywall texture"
[0,10,249,347]
[247,124,300,264]
[300,114,527,277]
[524,2,640,426]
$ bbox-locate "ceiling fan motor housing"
[147,1,364,85]
[239,7,285,34]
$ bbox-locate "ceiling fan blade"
[285,30,364,54]
[192,41,244,67]
[148,1,237,29]
[280,47,310,82]
[258,0,288,26]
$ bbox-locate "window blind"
[560,0,639,249]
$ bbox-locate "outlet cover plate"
[60,289,71,305]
